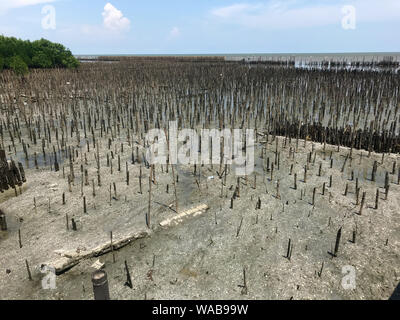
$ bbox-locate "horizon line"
[74,51,400,56]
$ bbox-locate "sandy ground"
[0,135,399,300]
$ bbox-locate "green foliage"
[32,52,52,68]
[10,55,28,76]
[0,35,80,74]
[63,55,80,69]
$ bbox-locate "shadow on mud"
[389,282,400,300]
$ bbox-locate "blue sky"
[0,0,399,54]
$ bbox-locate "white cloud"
[169,27,181,38]
[0,0,55,14]
[210,0,400,29]
[60,4,131,40]
[1,0,54,9]
[212,3,260,18]
[102,3,130,32]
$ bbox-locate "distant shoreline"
[75,52,400,57]
[74,53,400,68]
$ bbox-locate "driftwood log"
[41,230,149,275]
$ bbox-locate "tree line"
[0,35,80,75]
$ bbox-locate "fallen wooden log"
[40,230,149,275]
[160,204,209,227]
